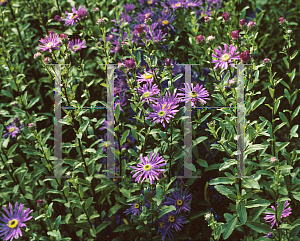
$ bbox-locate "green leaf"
[242,178,260,189]
[290,125,299,138]
[158,205,176,219]
[251,97,266,111]
[237,201,247,224]
[196,159,208,168]
[245,199,270,208]
[246,222,271,234]
[27,97,40,109]
[108,204,122,218]
[244,144,266,156]
[113,224,135,232]
[90,227,97,237]
[99,186,116,204]
[274,122,286,133]
[274,99,280,115]
[120,188,130,198]
[214,185,235,198]
[53,215,61,230]
[291,105,300,121]
[275,142,290,153]
[96,221,111,234]
[276,201,286,224]
[1,90,13,98]
[290,51,298,60]
[219,159,236,171]
[7,143,18,158]
[209,177,235,185]
[283,57,289,69]
[184,162,196,172]
[193,136,208,146]
[144,188,152,202]
[79,120,89,134]
[155,184,164,206]
[46,203,53,217]
[78,185,84,199]
[223,215,238,239]
[115,103,120,123]
[278,165,293,171]
[280,80,290,90]
[85,197,93,210]
[120,130,130,147]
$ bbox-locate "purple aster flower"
[146,92,180,128]
[264,201,292,229]
[137,71,155,84]
[115,78,129,94]
[138,82,160,105]
[54,15,62,21]
[76,5,88,19]
[0,202,33,241]
[62,6,79,26]
[177,83,210,106]
[157,218,174,241]
[136,8,153,22]
[212,44,240,70]
[37,32,61,53]
[112,12,132,26]
[2,122,19,139]
[265,232,273,238]
[124,3,135,13]
[124,201,142,217]
[68,39,87,52]
[147,29,168,43]
[130,151,166,185]
[0,0,7,6]
[164,187,192,214]
[162,0,186,10]
[114,91,128,111]
[185,0,203,9]
[162,211,187,231]
[139,0,159,5]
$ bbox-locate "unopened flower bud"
[239,19,246,27]
[54,15,61,21]
[28,123,35,128]
[247,21,256,29]
[34,52,41,59]
[222,12,230,21]
[263,58,271,64]
[196,35,205,43]
[44,57,51,64]
[36,199,44,205]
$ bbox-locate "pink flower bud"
[230,30,240,40]
[239,19,246,26]
[248,21,256,29]
[195,35,205,43]
[240,50,250,63]
[263,58,271,64]
[222,12,230,21]
[279,17,285,23]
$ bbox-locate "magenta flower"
[222,12,230,21]
[212,44,240,70]
[54,15,61,21]
[2,122,19,139]
[124,3,135,13]
[196,35,205,43]
[177,83,210,106]
[68,39,87,52]
[239,19,246,27]
[146,92,180,128]
[124,58,136,70]
[37,32,61,53]
[137,72,155,84]
[264,201,292,229]
[0,202,33,241]
[130,151,166,185]
[62,5,87,26]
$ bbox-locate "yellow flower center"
[158,111,165,117]
[221,54,231,62]
[177,199,183,206]
[113,178,118,181]
[144,164,151,171]
[142,65,146,69]
[162,20,169,25]
[46,42,53,48]
[164,9,168,13]
[143,92,150,98]
[9,127,15,133]
[144,74,153,79]
[191,91,197,98]
[158,18,162,22]
[168,216,175,223]
[201,12,205,17]
[71,14,77,19]
[159,222,165,228]
[8,219,18,229]
[134,203,140,209]
[72,45,80,50]
[148,0,152,4]
[162,104,167,110]
[175,3,182,7]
